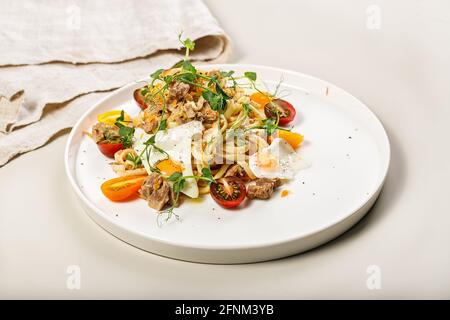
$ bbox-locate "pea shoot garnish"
[114,110,135,148]
[157,167,215,226]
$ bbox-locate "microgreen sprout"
[125,152,142,168]
[178,32,195,60]
[156,168,215,227]
[247,118,292,137]
[114,110,135,148]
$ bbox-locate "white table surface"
[1,0,449,299]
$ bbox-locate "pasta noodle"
[134,68,271,192]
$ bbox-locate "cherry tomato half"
[133,88,148,110]
[97,142,123,158]
[264,99,296,126]
[210,177,247,209]
[101,175,148,202]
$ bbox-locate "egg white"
[249,138,306,179]
[133,121,203,198]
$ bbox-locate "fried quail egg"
[133,121,203,198]
[249,138,306,179]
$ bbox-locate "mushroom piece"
[168,81,190,100]
[139,173,173,210]
[246,178,281,200]
[91,122,120,144]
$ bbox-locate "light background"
[0,0,449,298]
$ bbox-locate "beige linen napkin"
[0,0,231,166]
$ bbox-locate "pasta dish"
[88,35,307,225]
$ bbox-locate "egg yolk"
[156,159,184,176]
[250,92,272,108]
[256,152,278,170]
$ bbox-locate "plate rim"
[65,63,391,252]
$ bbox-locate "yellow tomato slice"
[277,130,304,149]
[98,110,131,126]
[101,175,147,202]
[250,92,272,108]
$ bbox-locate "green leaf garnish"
[215,82,230,99]
[177,72,197,83]
[201,90,215,102]
[118,126,134,148]
[114,110,135,148]
[178,33,195,51]
[158,119,167,131]
[163,75,174,84]
[168,172,183,182]
[201,167,215,184]
[144,135,169,158]
[263,118,277,136]
[149,165,161,174]
[182,60,196,73]
[242,103,252,116]
[207,75,218,86]
[125,152,142,168]
[144,135,156,145]
[115,110,125,123]
[172,177,186,201]
[202,91,226,113]
[247,118,291,137]
[171,60,184,69]
[220,70,234,78]
[178,32,195,60]
[244,71,257,81]
[150,69,164,80]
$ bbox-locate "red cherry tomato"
[134,88,148,110]
[97,142,123,158]
[210,177,247,209]
[264,99,296,125]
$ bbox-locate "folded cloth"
[0,92,108,166]
[0,0,231,166]
[0,0,227,65]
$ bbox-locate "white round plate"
[65,64,390,264]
